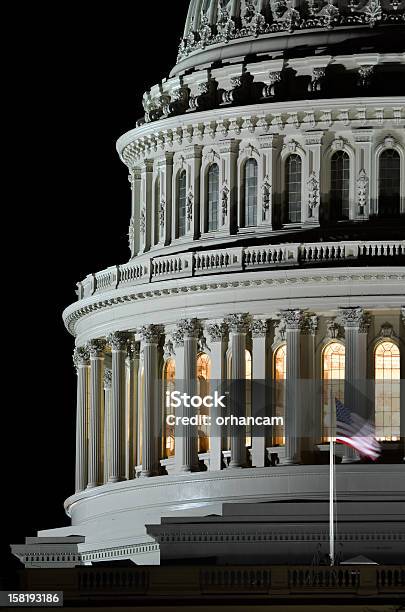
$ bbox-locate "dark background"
[2,1,190,586]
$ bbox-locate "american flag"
[335,398,381,460]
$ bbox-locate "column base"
[228,462,244,469]
[140,470,155,478]
[86,483,100,489]
[108,476,126,484]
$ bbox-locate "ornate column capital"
[206,321,229,343]
[326,319,344,340]
[107,331,128,352]
[279,309,305,330]
[86,339,106,359]
[302,314,319,336]
[250,319,269,338]
[226,313,251,334]
[73,346,90,369]
[173,318,201,346]
[103,368,112,391]
[139,324,163,345]
[338,307,370,332]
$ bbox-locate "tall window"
[330,151,350,220]
[375,341,400,441]
[154,175,160,245]
[379,149,400,217]
[244,159,258,227]
[197,353,211,452]
[207,164,219,232]
[274,345,286,445]
[163,359,176,457]
[285,154,302,224]
[322,342,345,441]
[178,170,187,237]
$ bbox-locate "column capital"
[107,331,128,352]
[103,368,112,391]
[86,339,106,359]
[139,324,163,345]
[279,309,305,330]
[173,318,201,346]
[205,321,229,342]
[302,314,319,336]
[250,319,269,338]
[73,346,90,369]
[127,340,140,361]
[338,307,370,331]
[226,313,251,334]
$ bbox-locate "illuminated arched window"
[244,159,258,227]
[274,344,286,445]
[197,353,211,452]
[379,149,400,218]
[177,170,187,237]
[163,359,176,457]
[285,154,302,224]
[330,151,350,220]
[375,341,400,441]
[207,164,219,232]
[322,342,345,441]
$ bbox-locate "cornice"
[63,267,405,337]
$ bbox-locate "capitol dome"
[12,0,404,569]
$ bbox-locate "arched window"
[207,164,219,232]
[244,159,258,227]
[285,154,302,224]
[177,170,187,237]
[274,345,286,445]
[379,149,400,217]
[163,359,176,457]
[197,353,211,452]
[322,342,345,441]
[330,151,350,220]
[375,341,400,441]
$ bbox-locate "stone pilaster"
[353,129,373,219]
[303,132,323,226]
[279,309,305,465]
[206,321,229,471]
[227,313,251,468]
[218,140,239,235]
[139,160,154,253]
[174,319,201,473]
[86,339,106,488]
[250,319,271,467]
[108,332,128,483]
[258,135,279,231]
[156,153,174,246]
[338,307,370,463]
[139,325,162,477]
[128,167,141,258]
[126,341,139,479]
[73,347,90,493]
[103,367,112,483]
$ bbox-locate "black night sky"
[1,1,190,586]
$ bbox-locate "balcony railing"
[76,240,404,300]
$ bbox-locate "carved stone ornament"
[73,346,90,369]
[263,71,282,98]
[128,217,135,253]
[206,321,229,342]
[358,64,374,87]
[262,175,272,213]
[163,338,175,360]
[326,319,343,340]
[221,181,230,223]
[140,208,146,237]
[217,5,236,42]
[199,12,213,48]
[251,319,269,337]
[198,334,210,354]
[380,322,394,338]
[303,314,319,336]
[205,149,219,164]
[173,319,201,345]
[103,368,112,390]
[357,169,369,215]
[309,67,326,93]
[127,340,140,361]
[86,339,106,359]
[273,318,286,343]
[338,307,370,332]
[331,137,345,151]
[307,171,320,216]
[226,313,252,333]
[139,324,163,345]
[383,135,396,149]
[280,309,305,330]
[401,307,405,325]
[186,188,194,223]
[159,198,165,229]
[107,331,128,352]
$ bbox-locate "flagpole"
[329,384,334,566]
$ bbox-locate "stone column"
[301,315,319,455]
[157,153,174,246]
[338,307,370,463]
[174,319,200,473]
[103,368,112,483]
[87,339,105,488]
[280,310,305,465]
[139,160,153,254]
[73,347,90,493]
[139,325,162,477]
[126,341,139,479]
[227,314,251,468]
[251,319,270,467]
[206,321,229,471]
[128,167,141,258]
[108,332,128,483]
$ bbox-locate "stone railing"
[76,240,404,300]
